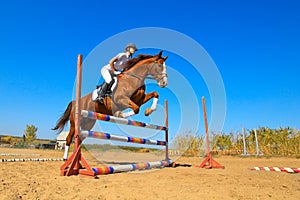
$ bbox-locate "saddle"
[92,76,117,102]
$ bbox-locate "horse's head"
[122,50,168,88]
[149,51,168,88]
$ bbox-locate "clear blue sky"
[0,0,299,140]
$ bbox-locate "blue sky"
[0,0,299,140]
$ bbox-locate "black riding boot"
[98,82,109,103]
[106,79,115,95]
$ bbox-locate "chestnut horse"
[52,50,168,159]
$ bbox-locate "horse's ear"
[163,56,168,61]
[157,50,163,58]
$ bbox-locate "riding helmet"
[125,43,138,51]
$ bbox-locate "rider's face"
[129,47,136,54]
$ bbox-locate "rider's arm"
[109,56,118,74]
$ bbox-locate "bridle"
[148,60,168,82]
[122,59,167,83]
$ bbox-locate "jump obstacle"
[61,54,171,177]
[93,160,173,175]
[0,158,63,162]
[0,153,40,156]
[0,153,63,162]
[251,167,300,173]
[80,130,167,146]
[81,110,167,130]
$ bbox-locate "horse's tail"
[52,101,73,133]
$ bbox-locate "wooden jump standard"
[196,96,224,169]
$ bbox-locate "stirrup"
[106,90,112,95]
[99,96,104,103]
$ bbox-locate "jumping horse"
[52,50,168,159]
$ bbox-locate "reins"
[122,60,166,82]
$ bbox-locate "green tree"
[24,124,38,144]
[215,134,232,150]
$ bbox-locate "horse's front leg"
[143,92,159,116]
[115,98,140,118]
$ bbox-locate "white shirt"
[113,52,129,71]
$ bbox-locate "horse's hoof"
[144,108,152,116]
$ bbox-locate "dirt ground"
[1,147,300,200]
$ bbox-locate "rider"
[96,43,138,103]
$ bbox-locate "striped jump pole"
[251,167,300,173]
[1,158,64,162]
[92,160,173,175]
[80,130,167,146]
[0,153,40,156]
[81,110,167,131]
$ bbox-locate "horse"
[52,50,168,159]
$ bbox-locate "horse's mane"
[123,54,154,71]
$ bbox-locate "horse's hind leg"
[63,123,75,160]
[143,92,159,116]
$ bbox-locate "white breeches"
[101,64,112,83]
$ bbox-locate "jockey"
[96,43,138,103]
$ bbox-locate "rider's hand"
[114,71,121,75]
